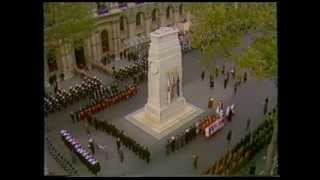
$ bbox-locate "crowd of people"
[201,108,276,175]
[60,129,101,175]
[112,60,147,83]
[70,84,138,121]
[82,115,151,163]
[46,137,78,176]
[44,76,103,116]
[201,64,248,93]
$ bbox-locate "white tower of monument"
[126,27,203,140]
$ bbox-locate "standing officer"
[116,137,121,151]
[170,136,176,153]
[192,153,199,169]
[264,97,269,115]
[70,112,75,124]
[243,72,248,82]
[234,82,238,95]
[166,139,170,155]
[88,139,95,155]
[227,130,232,144]
[201,70,205,81]
[210,79,214,89]
[118,146,124,163]
[224,78,228,89]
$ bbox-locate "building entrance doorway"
[74,46,86,69]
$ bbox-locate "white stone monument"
[126,27,203,140]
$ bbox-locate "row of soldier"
[44,76,103,115]
[70,84,138,121]
[46,138,78,176]
[83,115,151,163]
[88,83,119,104]
[203,108,276,175]
[166,124,197,155]
[112,59,147,82]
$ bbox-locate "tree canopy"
[185,3,277,79]
[44,2,96,50]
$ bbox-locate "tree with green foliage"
[44,2,96,59]
[185,2,277,79]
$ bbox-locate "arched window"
[136,13,142,26]
[166,6,171,19]
[101,30,109,52]
[152,10,156,23]
[179,4,183,15]
[120,16,125,31]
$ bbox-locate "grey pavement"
[45,32,277,176]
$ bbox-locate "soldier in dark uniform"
[116,137,121,150]
[227,130,232,144]
[176,135,181,150]
[166,139,170,155]
[222,64,225,75]
[201,70,205,81]
[243,72,248,82]
[210,79,214,89]
[88,139,95,155]
[246,118,251,131]
[224,78,228,89]
[264,97,269,115]
[192,154,199,169]
[170,136,176,153]
[234,83,238,94]
[70,112,75,124]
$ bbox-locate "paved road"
[45,32,277,177]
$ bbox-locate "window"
[136,13,142,26]
[120,16,124,31]
[101,30,109,52]
[179,4,183,15]
[166,7,171,19]
[152,10,156,23]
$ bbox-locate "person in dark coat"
[224,78,228,89]
[201,71,205,81]
[243,72,248,82]
[116,137,121,150]
[192,154,199,169]
[246,118,251,131]
[249,164,256,175]
[210,79,214,89]
[222,64,225,75]
[264,97,269,115]
[118,147,124,163]
[70,112,75,124]
[227,130,232,144]
[234,83,238,94]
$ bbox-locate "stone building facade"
[45,2,191,86]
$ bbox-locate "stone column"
[112,21,120,61]
[63,44,73,80]
[160,13,166,27]
[83,40,92,70]
[129,22,136,38]
[115,20,122,60]
[145,18,151,38]
[66,43,75,78]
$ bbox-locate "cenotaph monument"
[126,27,203,140]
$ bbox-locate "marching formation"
[44,76,103,116]
[83,115,151,163]
[112,59,147,83]
[60,129,101,175]
[70,84,138,121]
